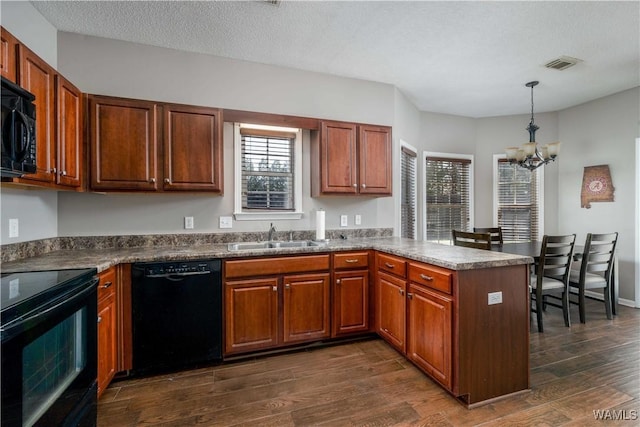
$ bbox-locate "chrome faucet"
[268,223,276,241]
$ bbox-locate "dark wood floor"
[98,299,640,426]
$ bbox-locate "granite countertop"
[1,237,532,274]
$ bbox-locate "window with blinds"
[400,146,417,239]
[241,128,295,210]
[496,159,540,242]
[425,155,472,244]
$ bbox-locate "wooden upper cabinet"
[89,95,159,191]
[358,124,392,195]
[55,75,83,188]
[163,104,223,192]
[1,27,18,82]
[311,120,392,196]
[314,121,358,195]
[18,44,56,184]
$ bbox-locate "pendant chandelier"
[505,81,560,171]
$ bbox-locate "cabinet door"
[89,96,159,191]
[407,283,453,390]
[18,45,55,183]
[97,292,117,397]
[97,268,117,398]
[358,125,392,195]
[55,75,83,188]
[225,278,279,354]
[376,271,406,353]
[1,27,18,82]
[163,104,223,192]
[283,273,330,343]
[333,270,369,336]
[318,121,358,194]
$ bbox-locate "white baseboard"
[584,290,637,308]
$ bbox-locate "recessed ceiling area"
[29,0,639,118]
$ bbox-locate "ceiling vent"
[544,56,582,71]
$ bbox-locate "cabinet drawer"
[97,267,117,301]
[225,255,330,279]
[334,252,369,270]
[408,262,453,295]
[376,253,406,278]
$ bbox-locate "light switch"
[340,215,348,227]
[9,218,18,238]
[184,216,194,229]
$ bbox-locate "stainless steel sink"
[227,240,326,251]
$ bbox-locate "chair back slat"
[452,230,492,250]
[473,227,503,245]
[580,232,618,282]
[538,234,576,282]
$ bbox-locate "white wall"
[475,112,559,233]
[557,87,639,303]
[55,33,397,236]
[0,1,59,244]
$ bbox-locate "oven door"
[1,280,98,427]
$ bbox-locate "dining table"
[490,241,618,315]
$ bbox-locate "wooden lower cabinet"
[97,267,117,398]
[406,282,453,390]
[283,273,330,343]
[223,255,331,356]
[224,277,279,354]
[376,271,406,353]
[332,269,369,336]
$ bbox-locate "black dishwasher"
[131,259,222,375]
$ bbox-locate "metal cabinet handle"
[272,286,277,292]
[50,167,57,174]
[61,170,67,176]
[384,263,395,268]
[420,274,434,281]
[150,177,156,183]
[164,178,171,183]
[285,283,291,289]
[97,316,102,323]
[345,259,359,263]
[399,289,404,296]
[336,279,341,284]
[102,281,112,289]
[362,184,367,189]
[353,183,357,188]
[407,293,414,300]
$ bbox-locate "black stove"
[1,268,97,339]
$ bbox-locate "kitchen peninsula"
[2,235,532,407]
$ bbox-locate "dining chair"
[568,232,618,323]
[452,230,492,250]
[530,234,576,333]
[473,227,504,245]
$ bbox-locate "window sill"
[233,211,304,221]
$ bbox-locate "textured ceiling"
[30,0,640,118]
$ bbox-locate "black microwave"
[1,76,36,177]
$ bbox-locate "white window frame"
[399,140,418,239]
[492,154,544,241]
[233,123,303,221]
[422,151,474,243]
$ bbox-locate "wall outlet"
[219,216,233,229]
[9,218,18,238]
[340,215,348,227]
[355,214,362,225]
[488,291,503,305]
[184,216,194,229]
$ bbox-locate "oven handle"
[0,279,98,340]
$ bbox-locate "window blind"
[497,159,539,242]
[425,156,471,244]
[241,132,294,210]
[401,147,417,239]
